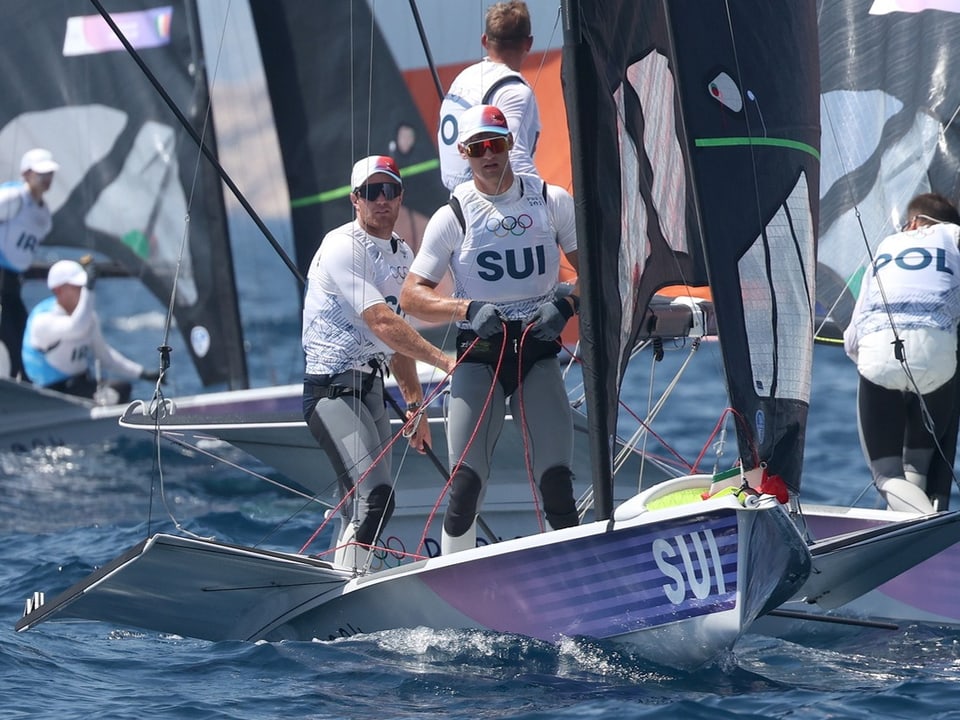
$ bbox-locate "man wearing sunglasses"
[437,0,540,190]
[401,104,580,554]
[844,192,960,514]
[0,148,58,379]
[302,155,455,570]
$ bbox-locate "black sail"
[248,0,449,274]
[562,0,820,517]
[0,0,247,389]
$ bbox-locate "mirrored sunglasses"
[462,136,510,158]
[356,182,402,201]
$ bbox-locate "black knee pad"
[540,465,579,530]
[356,484,396,546]
[443,465,482,536]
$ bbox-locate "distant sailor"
[437,0,541,190]
[21,259,161,404]
[301,155,454,569]
[402,104,580,553]
[844,192,960,513]
[0,148,58,379]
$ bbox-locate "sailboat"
[14,0,833,670]
[766,0,960,628]
[8,0,956,634]
[0,0,293,453]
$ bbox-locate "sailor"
[844,192,960,513]
[437,0,540,190]
[21,259,160,404]
[301,155,454,569]
[0,148,58,379]
[401,104,580,553]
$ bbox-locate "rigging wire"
[407,0,444,100]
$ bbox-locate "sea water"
[3,281,960,719]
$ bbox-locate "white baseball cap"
[350,155,402,190]
[47,260,87,289]
[20,148,60,174]
[458,105,510,144]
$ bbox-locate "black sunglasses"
[355,182,402,201]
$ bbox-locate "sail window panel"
[627,53,688,258]
[739,173,815,403]
[820,90,902,197]
[819,108,941,316]
[0,106,125,218]
[614,83,647,355]
[85,121,198,306]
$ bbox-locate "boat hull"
[17,492,810,670]
[790,505,960,626]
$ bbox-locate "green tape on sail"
[290,158,440,209]
[695,136,820,160]
[123,229,150,259]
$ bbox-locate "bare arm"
[361,303,454,375]
[400,272,475,325]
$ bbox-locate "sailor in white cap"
[0,148,59,378]
[402,104,581,554]
[21,259,160,404]
[301,154,454,569]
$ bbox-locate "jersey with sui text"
[411,174,576,325]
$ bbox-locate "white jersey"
[411,174,576,324]
[844,223,960,392]
[437,58,541,190]
[0,181,53,272]
[302,220,413,375]
[21,293,144,386]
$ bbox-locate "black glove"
[466,301,505,339]
[84,261,98,291]
[526,298,574,341]
[140,369,162,382]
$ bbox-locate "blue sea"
[4,264,960,719]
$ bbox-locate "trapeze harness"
[302,358,386,421]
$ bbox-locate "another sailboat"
[15,0,829,669]
[0,0,270,451]
[761,0,960,629]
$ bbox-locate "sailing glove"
[466,301,506,339]
[526,298,575,341]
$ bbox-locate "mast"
[560,0,615,520]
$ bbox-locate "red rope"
[415,323,508,553]
[298,362,456,555]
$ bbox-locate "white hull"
[17,488,811,670]
[0,377,304,453]
[777,504,960,628]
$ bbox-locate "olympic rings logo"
[486,214,533,237]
